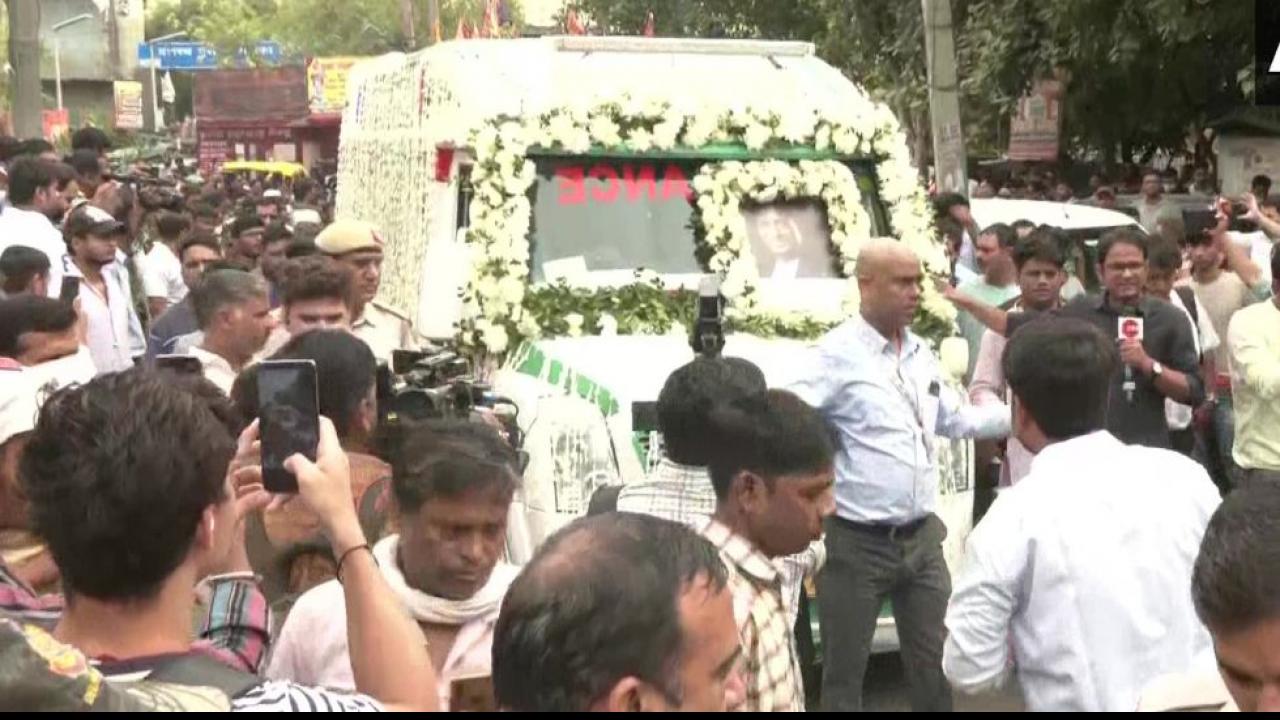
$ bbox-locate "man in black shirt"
[945,227,1203,449]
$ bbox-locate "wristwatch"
[1150,361,1164,377]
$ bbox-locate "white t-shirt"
[72,264,136,375]
[1165,289,1219,431]
[143,241,187,305]
[0,205,67,298]
[1228,230,1275,285]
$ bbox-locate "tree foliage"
[960,0,1251,165]
[569,0,1251,168]
[147,0,525,59]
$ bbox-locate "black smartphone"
[59,276,80,303]
[258,359,319,494]
[155,354,204,375]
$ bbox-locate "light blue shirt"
[789,316,1010,525]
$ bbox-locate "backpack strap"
[1175,285,1199,326]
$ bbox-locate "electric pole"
[400,0,418,48]
[426,0,440,43]
[8,0,42,138]
[921,0,968,195]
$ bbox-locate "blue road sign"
[138,41,283,70]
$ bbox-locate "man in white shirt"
[141,211,192,319]
[63,205,134,374]
[0,158,73,299]
[943,317,1221,711]
[1139,483,1280,712]
[1145,238,1219,457]
[269,421,521,711]
[187,269,276,394]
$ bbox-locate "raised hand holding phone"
[258,359,320,494]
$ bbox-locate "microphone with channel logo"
[1118,311,1144,404]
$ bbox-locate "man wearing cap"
[226,214,266,270]
[64,205,135,374]
[316,220,421,364]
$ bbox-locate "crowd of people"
[1,126,1280,712]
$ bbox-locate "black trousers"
[817,514,953,712]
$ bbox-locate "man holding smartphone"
[20,370,439,710]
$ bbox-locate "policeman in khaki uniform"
[314,219,421,364]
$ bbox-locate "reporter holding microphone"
[978,228,1204,449]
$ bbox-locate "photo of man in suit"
[746,202,838,280]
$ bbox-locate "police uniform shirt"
[352,301,419,364]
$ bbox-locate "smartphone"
[155,354,204,375]
[59,276,80,303]
[449,675,496,713]
[258,360,319,494]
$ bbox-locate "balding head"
[856,240,919,281]
[856,240,922,337]
[493,513,739,712]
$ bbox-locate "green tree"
[148,0,524,59]
[960,0,1251,168]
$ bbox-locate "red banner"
[42,109,71,143]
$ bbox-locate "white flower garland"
[459,95,952,355]
[691,159,871,319]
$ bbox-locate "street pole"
[54,37,63,111]
[921,0,969,195]
[146,32,188,132]
[51,14,95,113]
[426,0,441,44]
[9,0,42,138]
[400,0,417,48]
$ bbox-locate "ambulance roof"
[343,36,877,137]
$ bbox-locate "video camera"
[634,275,727,434]
[690,275,725,359]
[377,347,522,448]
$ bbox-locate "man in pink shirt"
[969,228,1068,485]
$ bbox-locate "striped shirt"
[0,560,271,674]
[231,681,383,712]
[618,458,823,629]
[703,520,804,713]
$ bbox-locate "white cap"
[291,208,323,226]
[263,188,284,200]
